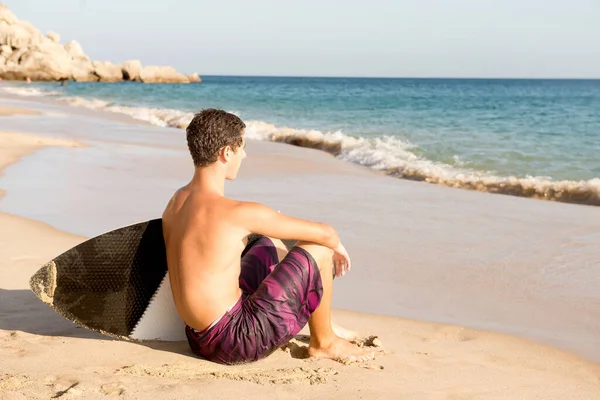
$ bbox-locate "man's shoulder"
[222,198,259,214]
[223,199,273,225]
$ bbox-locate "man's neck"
[189,167,226,196]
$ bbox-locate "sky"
[4,0,600,78]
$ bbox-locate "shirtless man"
[162,109,376,365]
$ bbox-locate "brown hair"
[186,109,246,167]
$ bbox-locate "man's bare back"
[162,186,251,331]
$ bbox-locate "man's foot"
[331,321,359,341]
[308,336,377,364]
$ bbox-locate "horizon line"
[195,74,600,80]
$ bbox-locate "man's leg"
[295,241,375,363]
[267,237,358,341]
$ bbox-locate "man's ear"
[220,145,232,162]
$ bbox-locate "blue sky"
[5,0,600,78]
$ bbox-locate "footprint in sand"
[0,334,27,358]
[100,383,126,397]
[115,363,338,386]
[1,345,28,357]
[0,331,19,341]
[0,373,31,392]
[282,340,310,359]
[282,334,386,364]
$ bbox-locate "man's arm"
[235,202,340,249]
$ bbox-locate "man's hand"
[332,242,351,278]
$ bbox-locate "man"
[162,109,376,365]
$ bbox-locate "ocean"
[2,76,599,205]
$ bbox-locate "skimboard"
[29,219,293,342]
[28,219,187,341]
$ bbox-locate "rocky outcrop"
[139,66,189,83]
[188,72,201,83]
[122,60,142,81]
[46,31,60,43]
[0,3,201,83]
[92,61,123,82]
[64,40,87,61]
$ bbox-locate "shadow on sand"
[0,288,195,357]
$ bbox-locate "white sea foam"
[5,87,600,206]
[241,120,600,206]
[0,86,61,97]
[62,96,112,109]
[108,105,195,129]
[59,96,194,129]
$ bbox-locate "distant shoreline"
[195,74,600,81]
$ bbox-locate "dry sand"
[1,108,600,399]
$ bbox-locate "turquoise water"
[3,77,600,204]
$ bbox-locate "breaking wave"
[244,121,600,206]
[62,96,195,129]
[4,85,599,206]
[0,86,61,97]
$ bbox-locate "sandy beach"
[1,99,600,399]
[0,107,40,117]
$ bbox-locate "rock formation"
[0,3,201,83]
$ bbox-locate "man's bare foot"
[331,321,359,341]
[309,336,377,364]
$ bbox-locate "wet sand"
[0,106,41,116]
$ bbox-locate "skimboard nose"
[29,261,57,306]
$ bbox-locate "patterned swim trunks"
[185,236,324,365]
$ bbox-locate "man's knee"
[294,241,333,272]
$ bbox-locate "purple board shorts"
[185,237,324,365]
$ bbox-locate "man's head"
[186,109,247,179]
